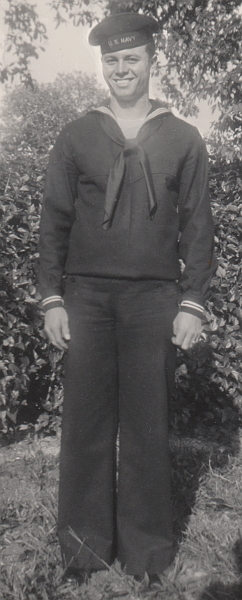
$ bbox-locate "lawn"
[0,421,242,600]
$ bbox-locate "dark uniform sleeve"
[39,128,79,309]
[178,131,217,317]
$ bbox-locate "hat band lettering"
[101,29,152,54]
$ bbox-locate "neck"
[109,93,151,120]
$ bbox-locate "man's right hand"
[44,306,70,350]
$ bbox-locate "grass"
[0,424,242,600]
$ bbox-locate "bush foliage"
[0,71,241,435]
[0,73,106,431]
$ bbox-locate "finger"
[172,327,186,347]
[181,334,195,350]
[50,337,67,351]
[50,340,64,350]
[54,337,68,350]
[61,318,71,341]
[49,326,68,350]
[44,326,55,345]
[172,316,179,336]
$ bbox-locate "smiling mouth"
[113,78,135,85]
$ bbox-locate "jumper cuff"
[180,300,204,319]
[42,296,64,312]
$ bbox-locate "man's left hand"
[172,312,202,350]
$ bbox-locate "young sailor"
[39,12,216,581]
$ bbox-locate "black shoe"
[149,566,174,588]
[134,574,144,582]
[62,567,89,585]
[133,573,150,588]
[149,573,163,587]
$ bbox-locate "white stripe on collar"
[95,105,170,124]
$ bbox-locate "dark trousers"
[58,276,178,576]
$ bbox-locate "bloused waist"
[64,252,181,283]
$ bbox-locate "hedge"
[0,73,241,435]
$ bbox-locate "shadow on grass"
[233,536,242,574]
[199,578,242,600]
[169,398,241,544]
[168,343,241,546]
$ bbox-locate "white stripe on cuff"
[42,296,63,306]
[180,301,204,314]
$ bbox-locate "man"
[39,12,216,582]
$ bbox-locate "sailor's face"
[102,45,151,102]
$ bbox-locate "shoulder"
[51,111,102,153]
[150,99,203,141]
[165,113,204,144]
[154,113,207,162]
[59,111,100,138]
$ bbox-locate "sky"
[0,0,217,134]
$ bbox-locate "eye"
[104,57,117,65]
[127,58,139,64]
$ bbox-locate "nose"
[116,58,129,76]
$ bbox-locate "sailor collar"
[94,101,171,127]
[91,101,172,230]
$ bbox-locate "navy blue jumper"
[39,101,216,315]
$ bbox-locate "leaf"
[35,413,50,431]
[19,185,30,191]
[216,265,226,278]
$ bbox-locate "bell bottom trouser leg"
[58,277,178,576]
